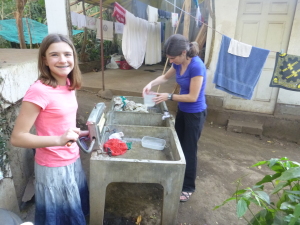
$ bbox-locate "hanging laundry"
[228,38,252,57]
[70,11,86,28]
[112,2,126,24]
[86,16,97,30]
[161,22,165,42]
[145,22,161,65]
[213,35,270,100]
[132,0,148,20]
[115,22,124,34]
[96,19,113,41]
[158,9,171,19]
[122,11,148,69]
[171,13,178,27]
[77,14,87,28]
[70,11,78,27]
[147,5,158,22]
[269,52,300,92]
[195,6,201,27]
[193,0,199,8]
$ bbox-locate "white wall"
[45,0,69,36]
[204,0,240,97]
[277,0,300,105]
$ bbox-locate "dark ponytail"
[164,34,199,58]
[187,42,199,58]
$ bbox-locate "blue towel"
[213,35,270,100]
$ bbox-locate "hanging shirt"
[115,22,124,34]
[147,5,158,22]
[171,13,178,27]
[145,22,161,65]
[158,9,171,19]
[122,11,148,69]
[96,19,113,41]
[112,2,126,24]
[86,16,97,30]
[132,0,148,20]
[77,13,86,28]
[213,35,270,100]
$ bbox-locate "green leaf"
[252,160,268,167]
[270,158,280,167]
[232,189,247,196]
[271,164,286,173]
[281,202,295,210]
[255,191,270,204]
[213,197,237,210]
[280,157,289,161]
[274,211,289,225]
[272,181,290,194]
[237,198,248,218]
[256,173,282,185]
[286,191,300,195]
[288,204,300,225]
[279,168,300,181]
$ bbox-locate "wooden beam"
[89,11,100,17]
[183,0,191,39]
[77,4,95,14]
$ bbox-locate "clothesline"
[164,0,278,53]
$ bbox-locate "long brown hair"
[38,34,81,90]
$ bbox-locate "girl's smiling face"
[43,42,74,85]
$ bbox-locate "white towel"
[86,16,97,30]
[147,5,158,22]
[228,39,252,57]
[145,22,161,65]
[122,11,148,69]
[96,19,113,41]
[115,22,124,34]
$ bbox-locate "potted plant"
[214,157,300,225]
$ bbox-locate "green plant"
[214,157,300,225]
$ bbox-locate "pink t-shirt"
[23,80,80,167]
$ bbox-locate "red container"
[119,60,132,70]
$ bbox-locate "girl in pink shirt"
[11,34,89,225]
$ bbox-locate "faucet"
[162,110,171,120]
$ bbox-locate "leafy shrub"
[215,158,300,225]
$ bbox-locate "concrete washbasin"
[87,101,186,225]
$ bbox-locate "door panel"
[223,0,297,114]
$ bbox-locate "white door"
[223,0,297,114]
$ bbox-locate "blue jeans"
[175,108,207,192]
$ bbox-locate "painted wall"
[205,0,300,110]
[277,1,300,105]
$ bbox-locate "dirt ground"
[20,81,300,225]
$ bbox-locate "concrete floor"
[81,64,176,95]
